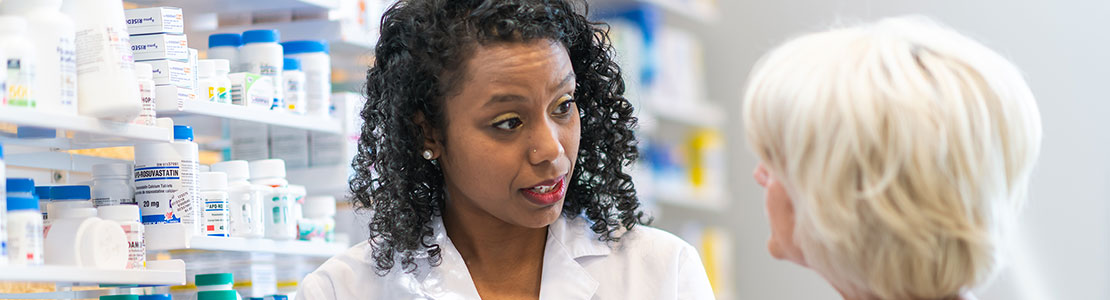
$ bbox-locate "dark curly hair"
[350,0,647,275]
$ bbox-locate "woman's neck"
[442,198,548,272]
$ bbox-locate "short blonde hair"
[742,16,1042,299]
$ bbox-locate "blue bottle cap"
[283,57,300,71]
[51,185,91,200]
[209,33,242,48]
[138,294,172,300]
[6,178,34,193]
[173,125,193,141]
[7,196,38,211]
[242,29,279,44]
[35,186,51,200]
[281,40,328,55]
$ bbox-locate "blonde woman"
[742,16,1042,300]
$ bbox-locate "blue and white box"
[131,33,189,62]
[125,7,185,35]
[146,59,193,89]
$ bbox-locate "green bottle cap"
[197,290,238,300]
[195,273,234,286]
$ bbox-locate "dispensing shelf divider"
[0,106,171,149]
[145,223,347,257]
[0,259,186,285]
[157,100,343,134]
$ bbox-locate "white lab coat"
[296,215,716,299]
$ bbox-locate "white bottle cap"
[0,16,28,35]
[211,160,250,181]
[212,59,231,74]
[57,207,97,219]
[134,62,154,81]
[97,205,140,223]
[198,60,216,78]
[249,159,286,180]
[92,163,132,178]
[302,196,336,218]
[199,172,229,191]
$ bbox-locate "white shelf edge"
[0,260,186,285]
[6,152,130,172]
[145,223,346,257]
[159,100,342,134]
[0,107,171,147]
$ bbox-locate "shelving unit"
[591,0,719,23]
[0,107,170,149]
[188,19,375,57]
[158,100,342,134]
[145,223,346,257]
[0,260,186,285]
[6,152,129,173]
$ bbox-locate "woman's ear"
[414,111,443,160]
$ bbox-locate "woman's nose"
[529,119,565,165]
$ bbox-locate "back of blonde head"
[742,16,1042,299]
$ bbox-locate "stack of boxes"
[124,6,195,111]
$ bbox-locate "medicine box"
[146,59,193,89]
[154,85,195,112]
[229,72,274,109]
[131,33,189,62]
[125,7,185,35]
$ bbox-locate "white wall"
[702,0,1110,299]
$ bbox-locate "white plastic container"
[48,185,94,219]
[64,0,142,120]
[0,16,37,108]
[211,160,265,238]
[207,33,240,73]
[212,59,232,104]
[92,163,135,207]
[199,172,230,237]
[297,196,335,242]
[7,183,42,265]
[249,159,294,240]
[97,205,145,269]
[44,207,127,268]
[281,40,330,117]
[134,125,199,237]
[197,60,217,102]
[240,30,283,110]
[0,0,78,114]
[133,62,156,126]
[281,58,305,114]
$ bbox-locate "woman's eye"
[553,97,576,115]
[493,117,523,131]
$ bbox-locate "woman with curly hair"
[297,0,715,298]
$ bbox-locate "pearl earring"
[422,149,434,160]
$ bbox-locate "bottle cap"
[51,185,91,200]
[197,290,237,300]
[281,40,328,55]
[173,125,193,141]
[211,160,250,182]
[34,186,51,200]
[242,29,279,44]
[282,57,300,71]
[101,295,139,300]
[7,178,34,193]
[248,159,286,180]
[138,295,172,300]
[7,196,38,211]
[209,33,241,48]
[195,273,234,286]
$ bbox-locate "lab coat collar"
[419,216,611,299]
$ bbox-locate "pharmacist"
[296,0,715,299]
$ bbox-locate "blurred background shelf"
[159,100,342,134]
[126,0,339,13]
[145,223,347,257]
[0,260,186,285]
[0,107,171,149]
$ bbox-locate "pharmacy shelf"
[158,100,342,134]
[6,152,129,173]
[127,0,339,13]
[189,19,375,58]
[591,0,719,23]
[0,260,186,285]
[654,188,726,212]
[0,107,171,149]
[286,165,351,198]
[146,223,347,257]
[649,100,726,128]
